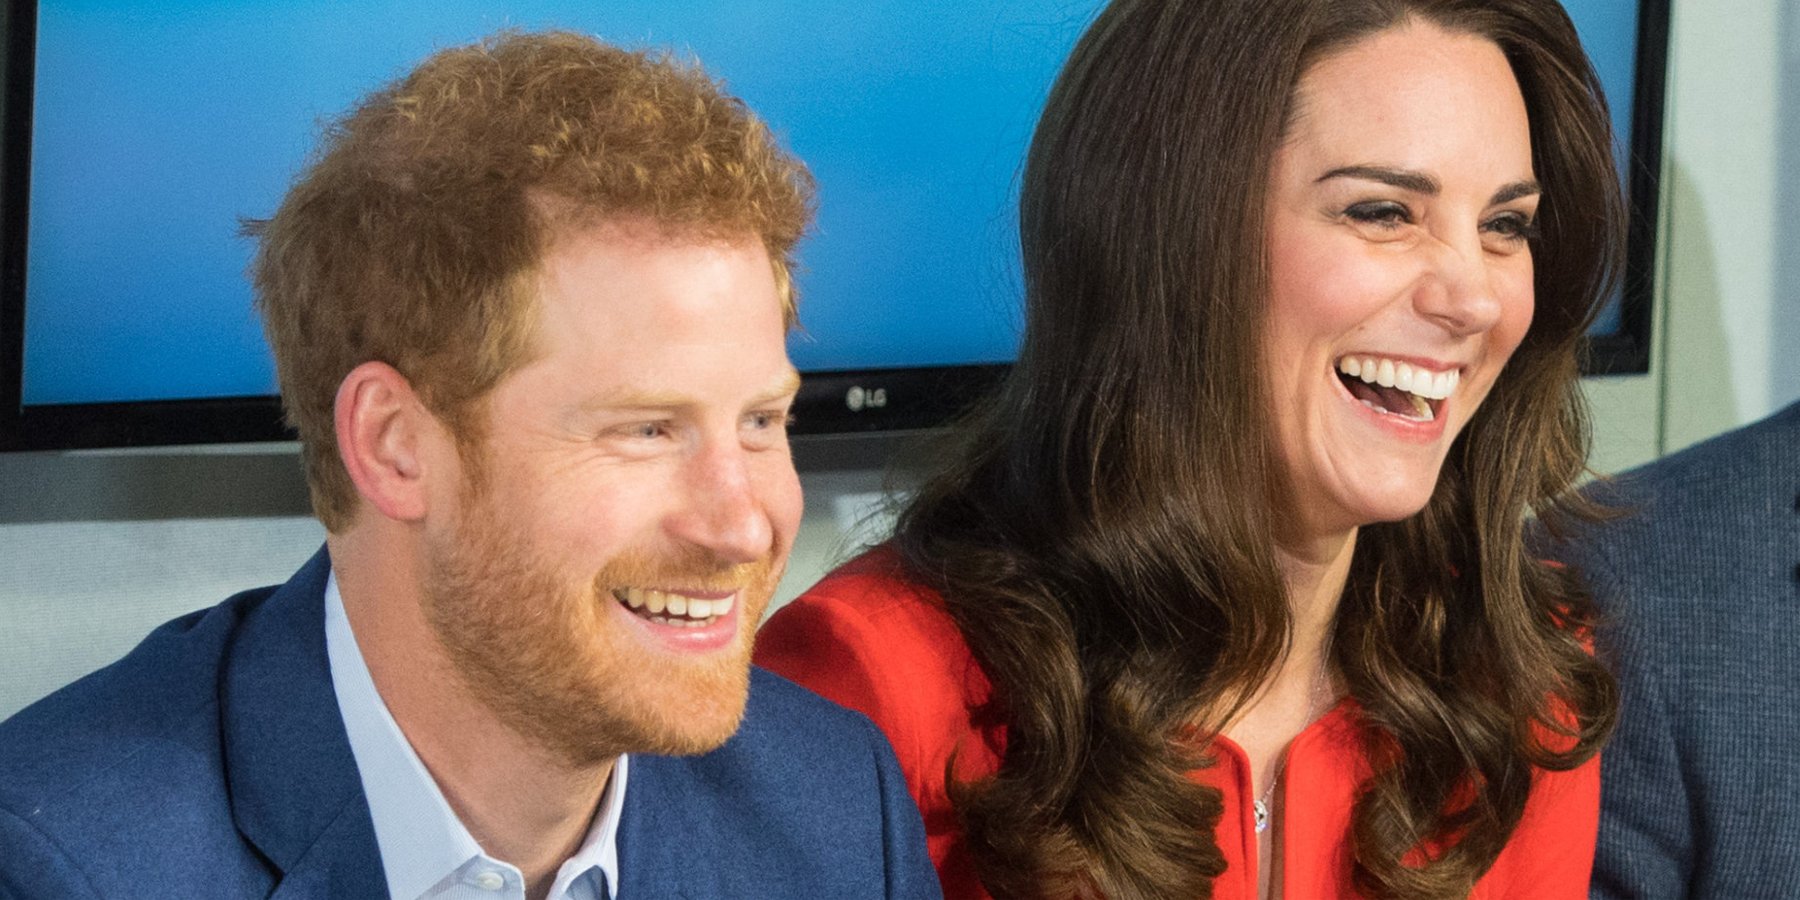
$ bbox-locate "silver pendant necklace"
[1253,762,1284,833]
[1252,661,1334,835]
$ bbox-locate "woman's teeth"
[1335,355,1458,423]
[1336,355,1459,400]
[614,587,735,627]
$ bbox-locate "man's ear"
[334,361,443,523]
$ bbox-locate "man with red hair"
[0,31,937,900]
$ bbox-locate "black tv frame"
[1586,0,1670,376]
[0,0,1667,453]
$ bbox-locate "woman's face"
[1262,21,1538,549]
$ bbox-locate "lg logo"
[845,386,888,412]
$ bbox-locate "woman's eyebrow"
[1490,180,1542,205]
[1316,166,1542,208]
[1316,165,1439,194]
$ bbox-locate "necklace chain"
[1252,659,1334,835]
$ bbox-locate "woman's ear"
[333,361,438,523]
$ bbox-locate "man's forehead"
[526,228,778,323]
[591,367,801,405]
[529,195,752,250]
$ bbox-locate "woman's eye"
[1484,212,1540,242]
[1343,201,1411,229]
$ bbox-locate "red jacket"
[756,548,1599,899]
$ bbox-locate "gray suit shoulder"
[1609,400,1795,506]
[1573,400,1798,606]
[1578,401,1800,899]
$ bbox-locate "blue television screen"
[2,0,1665,447]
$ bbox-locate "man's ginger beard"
[421,446,781,768]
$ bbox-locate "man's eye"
[746,411,794,431]
[742,410,795,449]
[1344,201,1411,228]
[615,422,669,441]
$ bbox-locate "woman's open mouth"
[1335,355,1456,423]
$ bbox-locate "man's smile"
[613,586,738,627]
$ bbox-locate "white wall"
[1655,0,1800,451]
[4,0,1797,720]
[1,515,326,717]
[1586,0,1800,472]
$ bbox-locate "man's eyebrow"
[752,369,804,405]
[580,369,802,412]
[1317,165,1441,195]
[578,387,682,410]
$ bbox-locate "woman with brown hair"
[757,0,1620,897]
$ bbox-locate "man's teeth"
[1336,356,1459,400]
[615,587,735,627]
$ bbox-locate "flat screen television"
[0,0,1669,452]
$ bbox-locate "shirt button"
[472,871,506,891]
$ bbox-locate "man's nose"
[662,442,774,565]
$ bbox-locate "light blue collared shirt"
[325,572,627,900]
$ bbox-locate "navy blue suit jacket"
[0,550,942,899]
[1558,402,1800,899]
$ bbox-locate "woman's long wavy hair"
[892,1,1621,896]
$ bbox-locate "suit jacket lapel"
[615,755,696,900]
[221,548,387,899]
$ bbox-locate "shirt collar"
[325,570,627,899]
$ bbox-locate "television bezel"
[0,0,1668,453]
